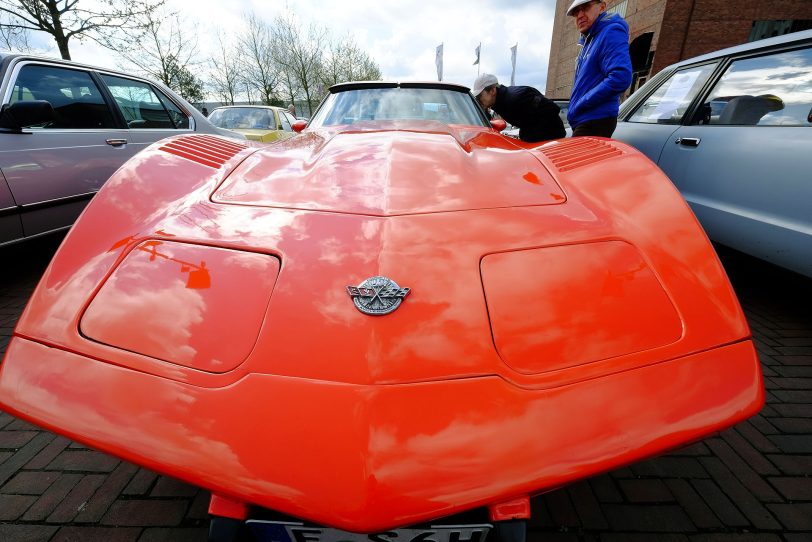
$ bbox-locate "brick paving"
[1,234,810,542]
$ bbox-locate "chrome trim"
[0,225,69,248]
[12,129,128,135]
[0,205,18,217]
[20,191,97,210]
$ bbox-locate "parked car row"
[0,53,243,248]
[613,29,812,278]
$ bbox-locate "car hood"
[212,122,566,215]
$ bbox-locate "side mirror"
[0,100,55,132]
[490,119,507,131]
[292,120,308,133]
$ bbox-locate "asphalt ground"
[1,233,810,542]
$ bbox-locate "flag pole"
[510,43,518,86]
[436,43,444,82]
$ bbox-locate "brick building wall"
[654,0,812,74]
[545,0,812,98]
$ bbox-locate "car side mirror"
[490,119,507,131]
[0,100,55,132]
[292,120,308,133]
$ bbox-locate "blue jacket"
[567,12,633,128]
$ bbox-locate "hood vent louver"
[159,135,248,169]
[538,138,623,172]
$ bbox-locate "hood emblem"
[347,276,410,315]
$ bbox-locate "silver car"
[612,30,812,278]
[0,53,242,247]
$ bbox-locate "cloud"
[61,0,557,96]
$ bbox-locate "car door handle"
[106,139,127,147]
[675,137,701,147]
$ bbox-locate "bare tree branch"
[0,0,165,60]
[320,32,382,90]
[238,13,280,106]
[207,31,241,105]
[271,15,326,115]
[115,5,203,102]
[0,11,37,51]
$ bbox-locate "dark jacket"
[567,12,633,128]
[492,85,565,143]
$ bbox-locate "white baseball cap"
[471,74,498,97]
[566,0,603,16]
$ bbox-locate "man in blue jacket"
[567,0,632,137]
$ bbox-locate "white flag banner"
[510,43,518,85]
[436,43,444,81]
[473,43,481,65]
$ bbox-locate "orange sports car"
[0,82,763,542]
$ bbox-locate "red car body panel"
[0,126,763,532]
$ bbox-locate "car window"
[627,63,717,124]
[279,110,292,131]
[155,89,191,129]
[309,87,487,127]
[209,107,276,130]
[9,64,116,129]
[100,74,177,129]
[695,47,812,126]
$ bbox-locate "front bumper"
[0,337,762,532]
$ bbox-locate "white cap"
[566,0,602,16]
[471,73,498,97]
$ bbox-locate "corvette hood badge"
[346,276,410,315]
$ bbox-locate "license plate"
[247,520,492,542]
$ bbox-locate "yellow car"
[207,105,297,143]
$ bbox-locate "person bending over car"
[566,0,632,137]
[472,73,565,143]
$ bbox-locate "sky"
[20,0,561,95]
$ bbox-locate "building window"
[749,20,812,42]
[606,0,628,19]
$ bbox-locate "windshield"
[208,107,278,130]
[308,87,487,128]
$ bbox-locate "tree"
[116,6,203,102]
[272,15,326,116]
[0,0,164,60]
[320,34,382,89]
[277,61,300,113]
[1,12,35,52]
[207,31,241,105]
[165,56,203,103]
[238,13,280,106]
